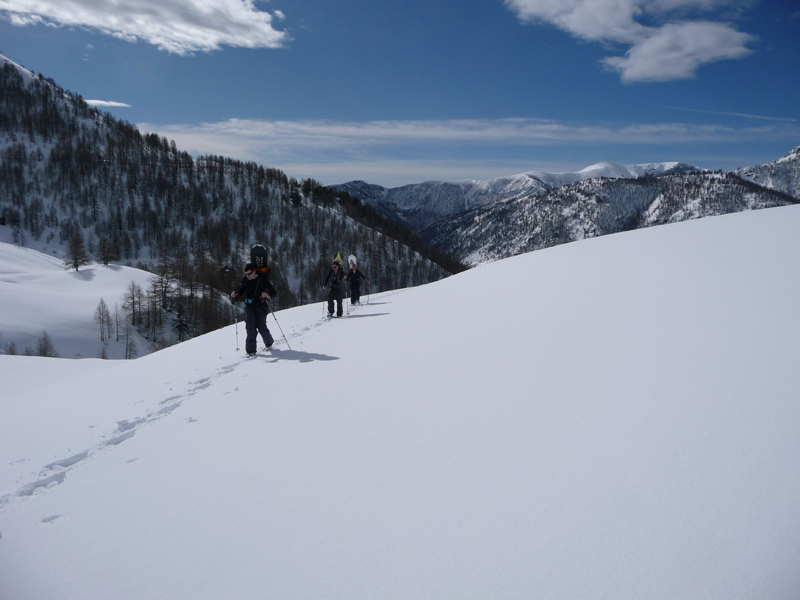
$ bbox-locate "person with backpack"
[345,262,369,305]
[323,261,346,317]
[231,262,277,355]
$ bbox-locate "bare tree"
[122,280,144,326]
[114,303,121,341]
[94,298,111,342]
[124,323,138,360]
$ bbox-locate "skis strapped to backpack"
[251,244,270,274]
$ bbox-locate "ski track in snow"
[0,343,281,508]
[0,299,357,510]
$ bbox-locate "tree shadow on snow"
[70,268,96,282]
[343,312,390,319]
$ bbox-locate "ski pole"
[234,307,239,351]
[265,299,291,350]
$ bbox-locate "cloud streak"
[139,116,800,185]
[663,106,797,122]
[503,0,756,82]
[147,116,800,148]
[0,0,288,55]
[86,100,132,108]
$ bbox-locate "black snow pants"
[327,288,344,317]
[244,303,274,353]
[350,284,361,305]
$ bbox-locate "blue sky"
[1,0,798,187]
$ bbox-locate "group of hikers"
[323,258,369,318]
[230,246,369,356]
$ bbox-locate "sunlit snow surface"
[0,243,155,359]
[2,206,800,599]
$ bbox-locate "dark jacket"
[346,268,367,288]
[234,273,277,308]
[324,268,346,290]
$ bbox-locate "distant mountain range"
[337,150,800,265]
[336,162,700,234]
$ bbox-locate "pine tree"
[97,236,118,265]
[36,331,58,357]
[64,233,91,271]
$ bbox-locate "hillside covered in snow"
[2,206,800,599]
[0,241,173,359]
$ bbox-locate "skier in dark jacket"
[323,262,346,317]
[231,263,278,355]
[345,263,369,306]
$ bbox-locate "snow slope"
[0,242,155,358]
[2,206,800,599]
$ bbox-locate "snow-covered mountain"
[340,150,800,267]
[736,145,800,199]
[3,206,800,599]
[425,170,799,265]
[336,161,699,233]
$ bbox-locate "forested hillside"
[0,55,463,343]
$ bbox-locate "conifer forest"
[0,61,465,346]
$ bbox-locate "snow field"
[2,205,800,599]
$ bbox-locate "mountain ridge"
[336,161,700,234]
[338,150,800,265]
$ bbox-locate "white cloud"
[602,21,753,81]
[138,116,800,186]
[503,0,755,82]
[5,12,44,26]
[86,100,132,108]
[0,0,289,55]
